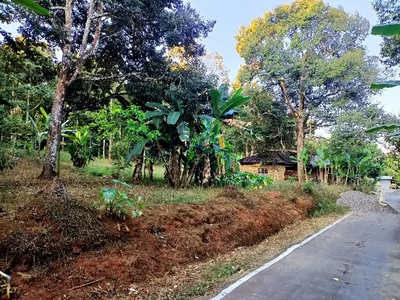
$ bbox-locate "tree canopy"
[235,0,380,181]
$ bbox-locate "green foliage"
[11,0,50,16]
[93,104,159,165]
[0,143,15,171]
[215,171,273,189]
[209,87,251,119]
[353,178,376,194]
[371,81,400,89]
[66,126,94,168]
[224,87,295,155]
[372,22,400,36]
[304,182,350,217]
[384,156,400,183]
[235,0,378,130]
[94,180,144,218]
[373,0,400,67]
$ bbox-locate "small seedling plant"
[94,180,144,218]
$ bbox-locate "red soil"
[0,188,315,299]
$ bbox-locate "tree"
[233,86,295,155]
[0,35,56,121]
[235,0,379,181]
[8,0,215,179]
[373,0,400,67]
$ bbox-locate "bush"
[111,140,130,160]
[306,183,350,217]
[0,144,16,171]
[353,178,376,194]
[215,171,273,189]
[94,180,144,218]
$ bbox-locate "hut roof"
[239,151,296,166]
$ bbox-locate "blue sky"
[188,0,399,114]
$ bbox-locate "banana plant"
[196,87,252,181]
[290,147,310,182]
[366,23,400,136]
[30,107,72,157]
[65,126,94,168]
[11,0,50,15]
[370,23,400,90]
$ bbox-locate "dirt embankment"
[0,184,315,300]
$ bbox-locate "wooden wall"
[240,164,286,181]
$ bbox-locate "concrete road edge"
[209,213,353,300]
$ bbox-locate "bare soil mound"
[0,182,108,270]
[0,185,315,300]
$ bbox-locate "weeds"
[306,183,350,217]
[265,181,350,218]
[94,180,144,218]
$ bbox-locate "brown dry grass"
[125,214,344,300]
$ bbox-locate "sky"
[188,0,399,115]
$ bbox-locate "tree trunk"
[202,155,211,187]
[26,93,30,123]
[148,160,154,182]
[157,144,174,187]
[296,121,305,182]
[186,161,199,188]
[108,135,112,165]
[102,140,106,159]
[169,151,181,189]
[38,75,68,180]
[133,150,144,181]
[245,141,249,157]
[180,162,189,188]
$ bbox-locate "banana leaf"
[12,0,51,16]
[365,124,400,133]
[371,22,400,36]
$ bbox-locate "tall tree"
[235,0,379,181]
[7,0,215,179]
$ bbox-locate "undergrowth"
[303,182,350,217]
[265,181,350,217]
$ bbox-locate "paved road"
[213,204,400,300]
[386,191,400,212]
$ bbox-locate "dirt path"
[207,203,400,300]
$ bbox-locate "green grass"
[264,180,350,217]
[306,182,350,217]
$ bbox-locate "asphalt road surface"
[213,209,400,300]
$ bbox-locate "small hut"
[239,151,298,181]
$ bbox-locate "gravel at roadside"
[337,190,398,215]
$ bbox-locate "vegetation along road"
[210,193,400,300]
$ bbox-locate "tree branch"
[82,71,141,81]
[49,6,65,10]
[69,0,103,84]
[79,0,97,58]
[279,79,298,118]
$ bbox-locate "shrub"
[66,126,94,168]
[111,140,130,161]
[307,184,350,217]
[353,178,376,194]
[215,171,273,189]
[94,180,144,218]
[0,144,16,171]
